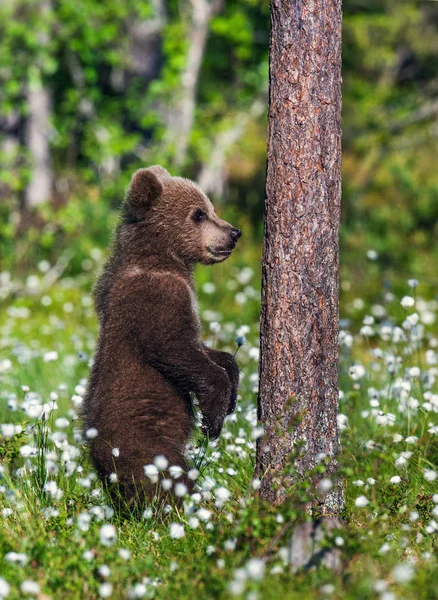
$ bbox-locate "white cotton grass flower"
[248,347,260,361]
[390,476,401,484]
[161,479,172,491]
[20,444,38,458]
[98,565,111,578]
[251,426,264,440]
[409,511,419,522]
[4,552,28,565]
[202,282,216,294]
[187,468,200,480]
[210,321,221,334]
[20,580,40,595]
[395,455,408,468]
[99,583,113,598]
[214,486,231,505]
[392,563,415,584]
[424,470,437,482]
[43,351,58,362]
[320,584,335,595]
[169,465,183,479]
[174,483,188,497]
[112,447,120,457]
[1,424,16,439]
[401,296,415,309]
[228,579,246,596]
[355,496,369,508]
[119,548,131,560]
[188,517,199,529]
[245,558,265,581]
[99,524,117,546]
[405,436,418,444]
[0,578,10,599]
[197,508,212,522]
[169,523,185,539]
[349,364,366,380]
[128,583,148,598]
[144,464,159,482]
[85,428,98,439]
[77,512,91,531]
[154,455,168,470]
[44,480,62,500]
[143,508,153,519]
[318,478,333,492]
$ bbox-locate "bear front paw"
[201,413,225,440]
[226,388,238,415]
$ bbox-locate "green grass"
[0,254,437,599]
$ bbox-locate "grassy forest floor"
[0,240,437,599]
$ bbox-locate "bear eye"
[192,209,207,223]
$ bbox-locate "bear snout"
[228,227,241,249]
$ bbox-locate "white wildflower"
[424,470,437,482]
[154,455,168,470]
[246,558,265,581]
[169,523,185,539]
[0,578,10,599]
[401,296,415,309]
[43,351,58,362]
[355,496,369,508]
[99,583,113,598]
[392,563,414,584]
[20,581,40,595]
[99,524,117,546]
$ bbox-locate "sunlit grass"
[0,258,437,599]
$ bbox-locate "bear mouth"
[207,246,232,258]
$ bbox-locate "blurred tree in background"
[0,0,437,299]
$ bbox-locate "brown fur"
[83,165,240,508]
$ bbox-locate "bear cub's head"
[123,165,241,266]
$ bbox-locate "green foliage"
[0,0,437,305]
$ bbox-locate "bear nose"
[230,228,241,240]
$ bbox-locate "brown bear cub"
[83,165,241,508]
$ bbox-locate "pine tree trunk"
[256,0,344,516]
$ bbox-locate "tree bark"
[256,0,344,516]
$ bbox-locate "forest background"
[1,0,438,305]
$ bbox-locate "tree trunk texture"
[127,0,166,79]
[24,80,53,209]
[256,0,344,516]
[23,0,53,210]
[171,0,222,168]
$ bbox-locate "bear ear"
[126,168,163,216]
[147,165,171,180]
